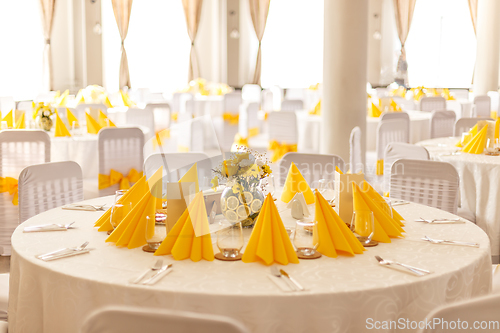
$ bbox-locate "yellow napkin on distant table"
[75,90,85,104]
[314,190,364,257]
[352,182,404,243]
[233,133,249,147]
[86,112,102,134]
[280,162,314,204]
[222,112,239,125]
[2,110,13,128]
[154,191,214,261]
[242,193,299,265]
[308,99,321,116]
[14,112,25,129]
[104,94,113,108]
[55,89,69,106]
[120,90,135,107]
[390,99,401,112]
[179,163,200,193]
[98,110,116,128]
[495,119,500,141]
[462,124,488,154]
[98,168,142,190]
[66,108,79,128]
[456,124,477,147]
[268,140,297,163]
[368,103,381,117]
[54,113,71,137]
[0,176,18,205]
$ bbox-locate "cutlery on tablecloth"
[415,217,465,224]
[422,235,479,247]
[391,200,409,206]
[40,248,95,261]
[36,241,89,260]
[142,264,173,285]
[131,259,163,284]
[270,266,297,291]
[24,222,76,233]
[280,269,304,291]
[375,256,431,276]
[62,204,107,211]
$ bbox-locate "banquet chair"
[242,84,261,104]
[280,99,303,111]
[268,111,298,147]
[370,119,409,177]
[454,117,493,136]
[185,99,204,118]
[278,152,345,187]
[0,130,50,255]
[416,293,500,333]
[349,126,363,174]
[383,143,429,193]
[261,89,274,112]
[420,96,446,112]
[473,95,491,118]
[448,88,469,100]
[380,112,410,134]
[18,161,83,223]
[80,306,250,333]
[238,103,260,139]
[389,159,459,214]
[75,103,107,122]
[126,108,155,140]
[171,92,193,113]
[430,110,456,138]
[218,92,243,151]
[145,103,170,134]
[224,91,243,113]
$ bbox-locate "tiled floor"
[0,257,10,274]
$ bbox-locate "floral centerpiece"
[180,78,233,96]
[33,102,55,131]
[211,147,272,228]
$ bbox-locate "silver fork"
[375,256,430,276]
[24,222,76,232]
[37,241,89,259]
[270,266,296,291]
[131,259,163,284]
[423,235,479,247]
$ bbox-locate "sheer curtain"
[102,0,190,93]
[405,0,476,88]
[260,0,323,88]
[0,1,44,100]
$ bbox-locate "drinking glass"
[109,202,132,229]
[350,211,375,245]
[293,221,319,256]
[145,215,167,250]
[217,221,244,258]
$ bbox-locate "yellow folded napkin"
[308,99,321,116]
[376,159,384,176]
[75,90,85,104]
[495,119,500,141]
[154,191,214,261]
[242,193,299,265]
[362,181,405,226]
[55,89,69,106]
[104,94,113,108]
[54,113,71,137]
[85,112,102,134]
[66,108,79,128]
[0,176,18,205]
[368,103,381,117]
[14,111,25,129]
[280,162,314,204]
[2,110,13,128]
[352,182,404,243]
[314,190,364,257]
[462,124,488,154]
[456,124,477,147]
[120,90,135,107]
[179,163,200,193]
[222,112,239,125]
[98,168,142,190]
[233,133,249,147]
[268,140,297,163]
[98,110,116,128]
[491,111,498,119]
[390,99,401,112]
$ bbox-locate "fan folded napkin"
[86,112,102,134]
[368,103,381,118]
[98,110,116,128]
[462,124,488,154]
[280,162,314,204]
[54,113,71,137]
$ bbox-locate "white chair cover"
[75,104,107,123]
[145,103,170,133]
[18,161,83,223]
[223,92,242,114]
[487,91,499,112]
[389,159,459,214]
[430,110,456,138]
[280,99,303,111]
[0,130,50,255]
[80,306,250,333]
[238,103,259,138]
[417,293,500,333]
[126,108,155,141]
[473,95,491,117]
[380,112,410,134]
[285,88,305,101]
[420,96,446,112]
[176,117,208,153]
[349,126,362,173]
[261,89,274,112]
[268,111,298,144]
[242,84,261,104]
[376,119,410,161]
[0,273,8,321]
[278,152,344,187]
[171,93,193,113]
[383,143,429,192]
[454,117,493,136]
[97,128,144,197]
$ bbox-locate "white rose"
[256,159,264,167]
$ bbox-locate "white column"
[321,0,368,165]
[474,0,500,95]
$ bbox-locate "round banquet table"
[9,193,492,333]
[417,136,500,264]
[366,111,432,151]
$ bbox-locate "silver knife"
[40,249,94,261]
[279,269,304,291]
[142,264,173,285]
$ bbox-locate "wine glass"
[145,215,167,250]
[350,211,375,245]
[293,221,319,256]
[109,202,132,229]
[217,221,244,258]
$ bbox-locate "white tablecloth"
[9,196,492,333]
[417,137,500,264]
[366,111,432,151]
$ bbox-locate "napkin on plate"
[242,193,299,265]
[154,191,214,261]
[2,110,13,128]
[98,110,116,128]
[54,113,71,137]
[280,162,314,205]
[368,103,381,118]
[314,190,364,257]
[352,182,404,243]
[66,108,79,128]
[14,111,25,129]
[462,123,488,154]
[86,112,102,134]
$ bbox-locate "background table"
[9,195,492,333]
[417,137,500,264]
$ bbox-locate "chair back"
[454,117,493,136]
[18,161,83,223]
[280,99,303,111]
[172,92,193,113]
[430,110,456,138]
[420,96,446,112]
[144,152,211,185]
[98,127,144,196]
[238,103,259,138]
[383,143,429,192]
[126,108,155,140]
[145,103,171,133]
[278,152,344,187]
[75,103,107,122]
[448,88,469,100]
[261,89,274,112]
[268,111,298,144]
[223,91,242,114]
[80,306,250,333]
[473,95,491,117]
[349,126,362,173]
[389,159,459,214]
[376,119,410,160]
[380,112,410,134]
[242,84,261,104]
